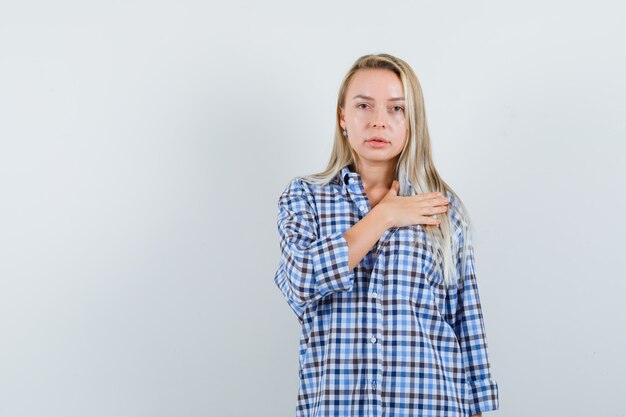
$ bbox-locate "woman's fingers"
[415,193,448,225]
[415,193,449,208]
[421,215,441,225]
[385,191,448,228]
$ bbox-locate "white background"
[1,1,625,416]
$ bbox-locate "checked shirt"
[273,163,499,417]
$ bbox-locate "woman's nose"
[371,118,387,128]
[370,108,387,128]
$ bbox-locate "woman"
[273,53,499,417]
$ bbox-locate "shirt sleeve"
[453,220,500,415]
[273,178,356,324]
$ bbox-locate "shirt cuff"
[467,377,499,415]
[310,230,355,297]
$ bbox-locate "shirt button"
[348,178,355,184]
[372,380,377,388]
[371,292,378,299]
[359,204,367,212]
[370,336,377,344]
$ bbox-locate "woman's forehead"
[348,69,404,99]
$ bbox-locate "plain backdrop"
[1,1,625,416]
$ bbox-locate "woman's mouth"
[365,137,390,148]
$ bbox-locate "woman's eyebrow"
[352,94,405,101]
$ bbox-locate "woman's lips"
[365,139,389,148]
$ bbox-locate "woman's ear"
[338,107,345,129]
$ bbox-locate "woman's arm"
[453,226,499,415]
[273,179,389,323]
[343,204,391,270]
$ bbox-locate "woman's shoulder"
[279,173,341,200]
[278,176,313,200]
[444,189,471,240]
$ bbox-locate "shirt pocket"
[383,226,439,303]
[398,227,463,320]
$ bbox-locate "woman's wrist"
[370,204,393,230]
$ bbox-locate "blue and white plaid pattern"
[274,163,499,417]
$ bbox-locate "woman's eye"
[357,103,369,109]
[392,106,405,112]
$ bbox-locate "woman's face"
[339,68,408,165]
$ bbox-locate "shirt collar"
[340,163,359,187]
[339,163,414,190]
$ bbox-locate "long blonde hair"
[294,53,474,290]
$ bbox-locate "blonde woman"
[273,53,499,417]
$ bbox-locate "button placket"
[345,169,383,405]
[344,175,369,216]
[370,280,383,401]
